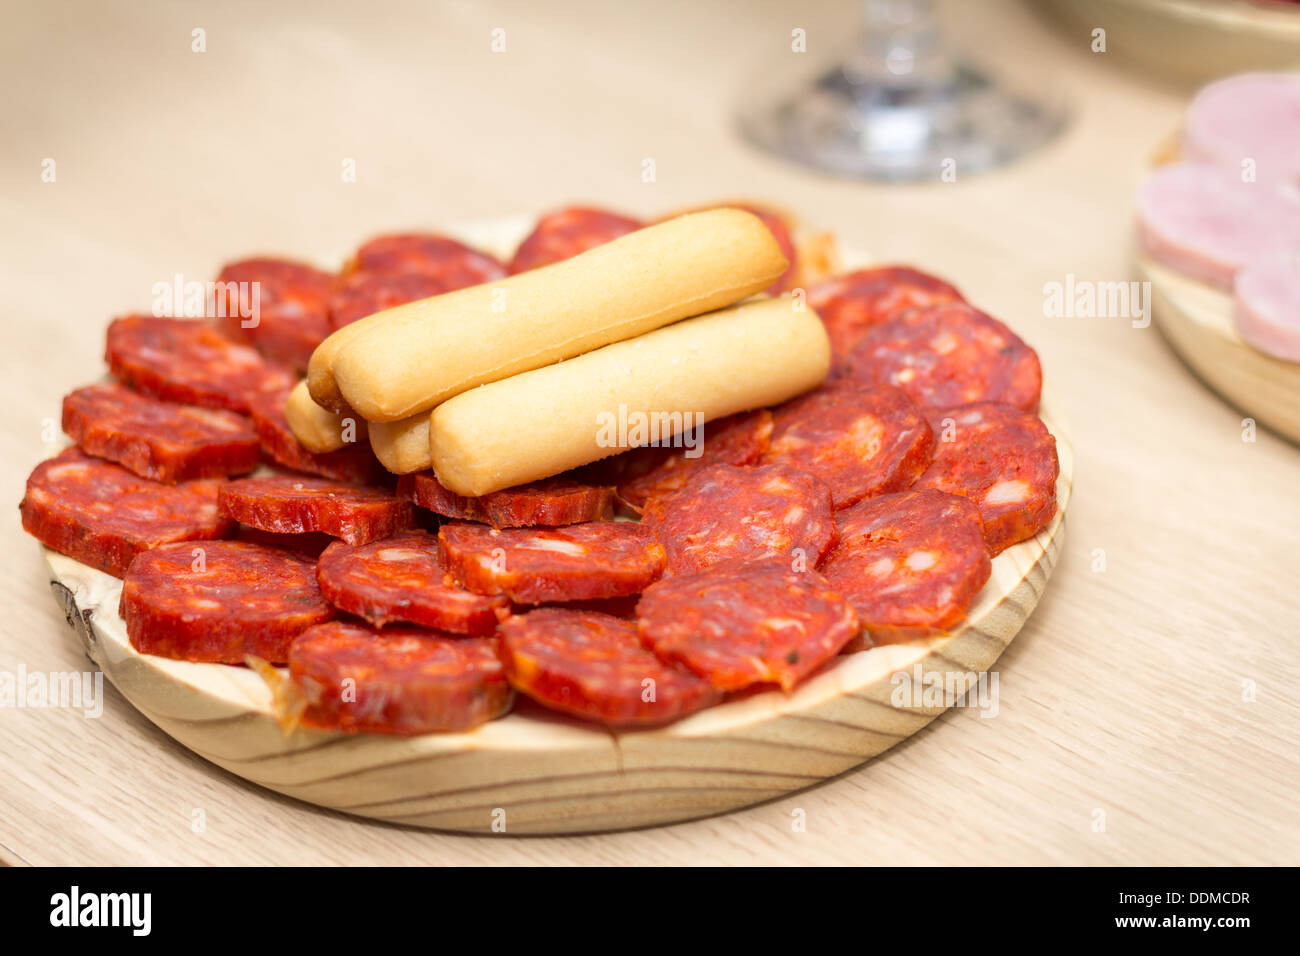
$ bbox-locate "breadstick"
[330,209,787,422]
[368,414,431,475]
[429,297,829,495]
[284,380,367,453]
[366,298,780,475]
[306,315,382,415]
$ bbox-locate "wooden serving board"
[1039,0,1300,87]
[38,222,1073,834]
[1139,254,1300,445]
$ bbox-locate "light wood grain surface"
[3,0,1298,866]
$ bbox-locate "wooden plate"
[1037,0,1300,88]
[1139,254,1300,444]
[39,222,1073,834]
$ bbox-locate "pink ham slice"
[1135,162,1300,290]
[1233,252,1300,362]
[1183,73,1300,185]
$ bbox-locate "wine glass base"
[738,62,1068,182]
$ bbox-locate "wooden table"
[3,0,1296,866]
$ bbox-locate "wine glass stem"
[852,0,950,85]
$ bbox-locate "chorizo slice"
[233,524,335,559]
[219,475,413,545]
[437,521,665,603]
[637,564,858,692]
[246,388,385,485]
[641,462,836,576]
[762,384,933,509]
[844,303,1043,412]
[398,471,614,528]
[106,314,295,414]
[20,448,233,578]
[808,266,965,364]
[328,271,456,331]
[916,403,1059,554]
[347,233,506,285]
[120,540,335,663]
[508,207,643,273]
[315,531,510,634]
[213,257,337,371]
[818,489,991,644]
[289,621,511,735]
[615,409,773,510]
[499,608,717,726]
[62,382,260,483]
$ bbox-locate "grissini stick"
[284,380,367,453]
[429,296,830,495]
[328,209,788,423]
[368,414,431,475]
[366,298,794,477]
[367,298,782,475]
[365,300,778,476]
[306,316,380,415]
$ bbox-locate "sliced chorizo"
[213,257,336,371]
[615,409,773,510]
[818,489,991,644]
[120,540,335,663]
[106,314,295,414]
[499,608,717,726]
[915,403,1059,554]
[328,271,457,331]
[508,207,643,273]
[218,475,413,545]
[289,621,512,735]
[641,462,836,576]
[808,266,964,364]
[62,382,260,483]
[246,388,385,485]
[347,233,506,285]
[20,448,233,578]
[437,521,665,603]
[762,384,934,509]
[398,471,614,528]
[844,303,1043,412]
[315,531,510,635]
[637,564,858,691]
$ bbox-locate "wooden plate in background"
[1037,0,1300,88]
[1139,254,1300,444]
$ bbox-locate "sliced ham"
[1183,73,1300,185]
[1233,252,1300,361]
[1135,162,1300,290]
